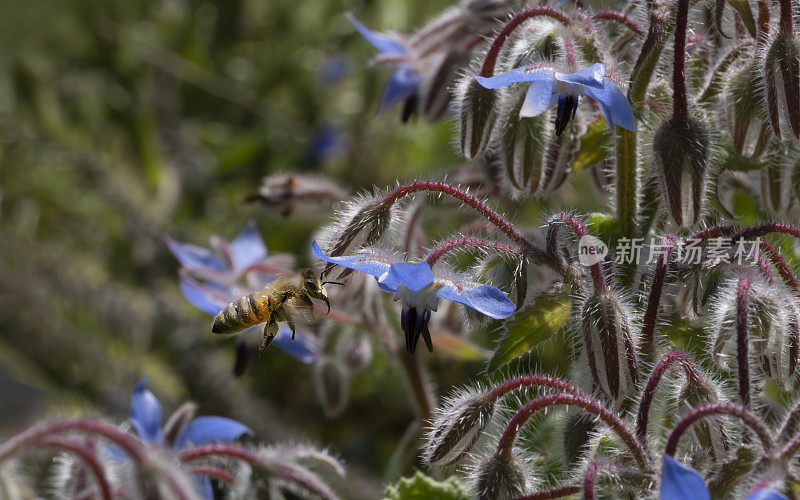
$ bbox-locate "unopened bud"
[581,291,639,401]
[314,357,350,418]
[472,452,530,500]
[724,65,770,157]
[761,161,797,217]
[563,412,598,465]
[653,116,711,227]
[424,388,495,468]
[246,172,348,218]
[421,50,468,123]
[764,34,800,140]
[673,370,730,461]
[458,78,498,159]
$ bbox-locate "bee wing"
[283,296,315,326]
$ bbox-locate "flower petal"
[230,220,268,271]
[346,12,407,55]
[377,66,421,114]
[129,379,164,446]
[745,490,790,500]
[165,236,226,272]
[584,82,636,133]
[436,283,516,319]
[475,67,555,90]
[174,416,253,449]
[555,63,605,89]
[311,240,393,282]
[271,326,319,364]
[379,262,434,292]
[659,455,711,500]
[520,81,558,118]
[179,274,229,315]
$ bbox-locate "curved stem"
[733,223,800,243]
[664,403,773,456]
[179,444,261,463]
[759,240,800,295]
[636,351,698,446]
[37,436,114,500]
[485,375,586,404]
[512,485,582,500]
[479,7,572,78]
[495,393,652,473]
[736,275,752,408]
[778,399,800,443]
[672,0,690,121]
[640,235,676,359]
[190,465,236,484]
[547,212,608,293]
[426,238,521,266]
[583,460,614,500]
[592,10,644,36]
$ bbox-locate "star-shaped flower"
[312,240,515,355]
[347,12,422,115]
[475,63,636,136]
[660,455,788,500]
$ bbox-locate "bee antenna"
[321,281,345,286]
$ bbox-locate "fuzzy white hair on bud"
[469,450,533,500]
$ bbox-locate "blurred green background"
[0,0,604,495]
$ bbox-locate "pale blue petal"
[745,489,790,500]
[271,326,319,364]
[584,82,636,133]
[195,475,214,500]
[436,283,516,319]
[379,262,434,291]
[346,12,406,55]
[165,236,226,272]
[179,275,228,315]
[129,379,164,446]
[311,240,392,281]
[659,455,711,500]
[174,416,253,450]
[475,67,554,90]
[377,66,420,114]
[556,63,605,89]
[230,221,267,271]
[104,444,129,462]
[520,81,558,118]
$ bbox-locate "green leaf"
[571,119,611,172]
[383,471,470,500]
[488,292,571,372]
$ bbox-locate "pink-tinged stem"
[640,235,676,359]
[0,418,147,464]
[734,223,800,242]
[426,238,521,266]
[583,460,613,500]
[664,403,773,456]
[547,212,608,293]
[672,0,691,121]
[778,400,800,442]
[179,444,261,464]
[636,351,698,446]
[191,465,236,484]
[479,7,572,78]
[485,375,587,404]
[757,0,770,46]
[495,393,652,473]
[736,275,752,408]
[592,10,644,36]
[38,436,114,500]
[778,0,793,36]
[561,33,577,68]
[760,240,800,295]
[512,485,582,500]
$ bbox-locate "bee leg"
[285,316,297,340]
[259,320,278,357]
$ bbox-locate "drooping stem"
[478,7,572,77]
[664,403,773,456]
[639,235,676,359]
[426,238,521,266]
[513,485,582,500]
[778,399,800,442]
[756,0,770,46]
[583,460,613,500]
[671,0,691,121]
[759,240,800,296]
[547,212,608,293]
[495,393,652,472]
[736,275,752,408]
[484,375,586,404]
[190,465,236,484]
[733,223,800,242]
[38,436,114,500]
[636,351,698,446]
[592,10,644,36]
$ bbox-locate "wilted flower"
[475,63,636,135]
[312,240,515,355]
[660,455,788,500]
[165,221,317,364]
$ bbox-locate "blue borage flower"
[165,221,318,363]
[121,379,253,499]
[312,240,515,355]
[475,63,636,136]
[347,12,422,115]
[660,455,788,500]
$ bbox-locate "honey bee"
[212,269,343,354]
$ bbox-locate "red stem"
[426,238,521,265]
[760,240,800,296]
[485,375,586,403]
[38,436,114,500]
[479,7,572,77]
[672,0,690,120]
[736,275,752,408]
[547,212,608,293]
[592,10,644,36]
[778,0,793,36]
[640,235,676,358]
[179,443,261,464]
[191,465,236,484]
[512,485,582,500]
[664,403,773,456]
[583,460,613,500]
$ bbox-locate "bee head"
[300,269,343,314]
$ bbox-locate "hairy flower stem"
[664,403,774,456]
[495,393,652,473]
[38,436,114,500]
[425,238,521,266]
[592,10,644,36]
[671,0,691,121]
[737,275,753,408]
[778,0,793,36]
[484,375,586,404]
[514,485,582,499]
[547,212,608,294]
[733,223,800,244]
[189,465,236,484]
[478,7,572,78]
[583,460,613,500]
[759,240,800,295]
[757,0,770,46]
[778,400,800,442]
[639,235,676,360]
